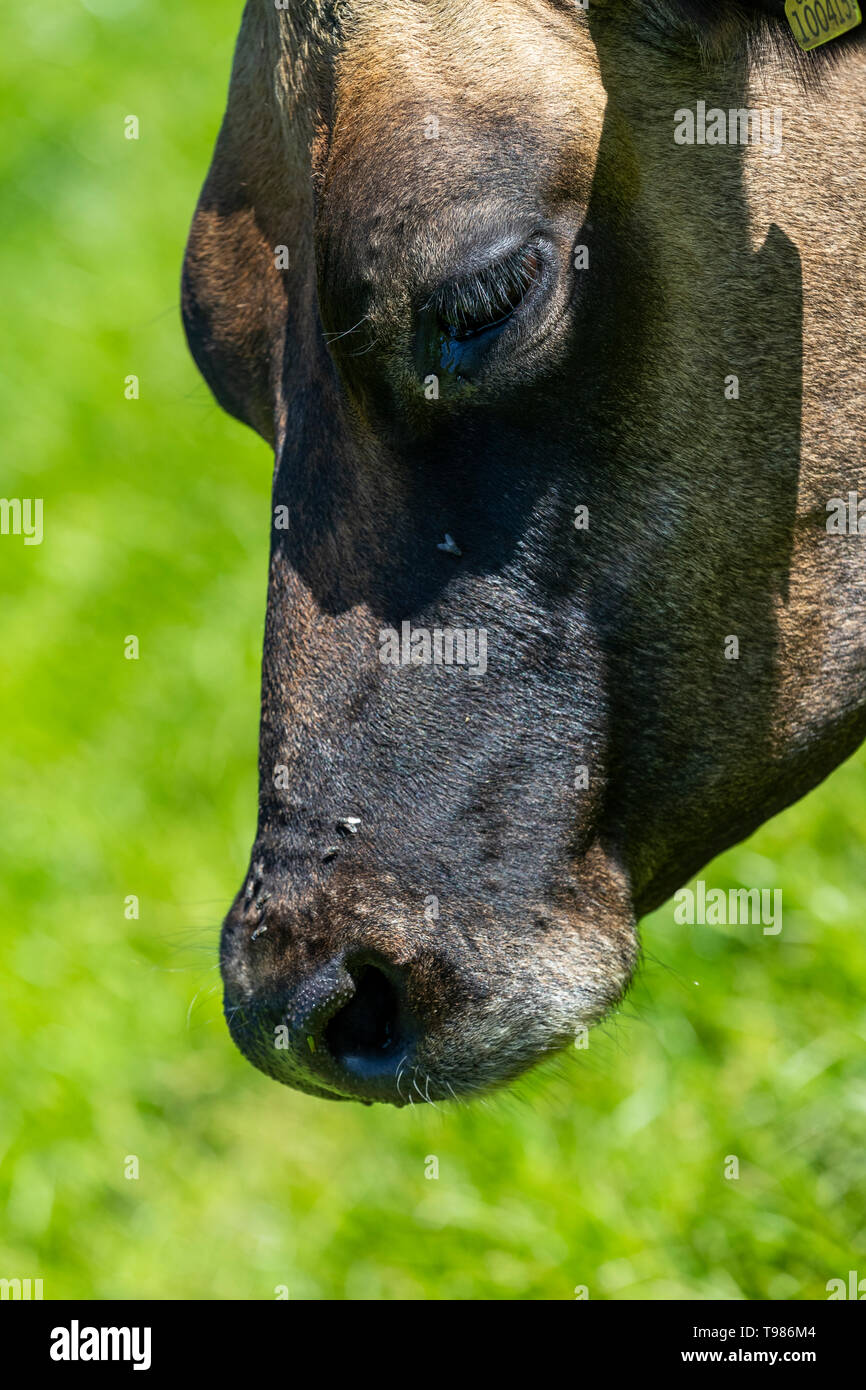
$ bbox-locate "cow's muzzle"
[223,949,427,1106]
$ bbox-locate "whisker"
[347,334,381,357]
[323,313,370,344]
[395,1053,408,1102]
[186,981,221,1030]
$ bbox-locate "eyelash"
[432,244,543,341]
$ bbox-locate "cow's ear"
[182,11,316,447]
[182,174,283,446]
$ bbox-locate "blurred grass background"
[1,0,864,1301]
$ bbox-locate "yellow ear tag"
[785,0,862,50]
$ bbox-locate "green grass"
[1,0,864,1301]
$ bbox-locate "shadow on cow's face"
[183,1,866,1103]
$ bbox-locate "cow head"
[182,1,866,1104]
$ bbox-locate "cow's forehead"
[271,0,863,65]
[271,0,593,54]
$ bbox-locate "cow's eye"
[433,243,543,341]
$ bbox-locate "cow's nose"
[324,962,406,1068]
[292,954,418,1100]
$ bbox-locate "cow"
[182,0,866,1106]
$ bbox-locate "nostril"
[324,963,409,1073]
